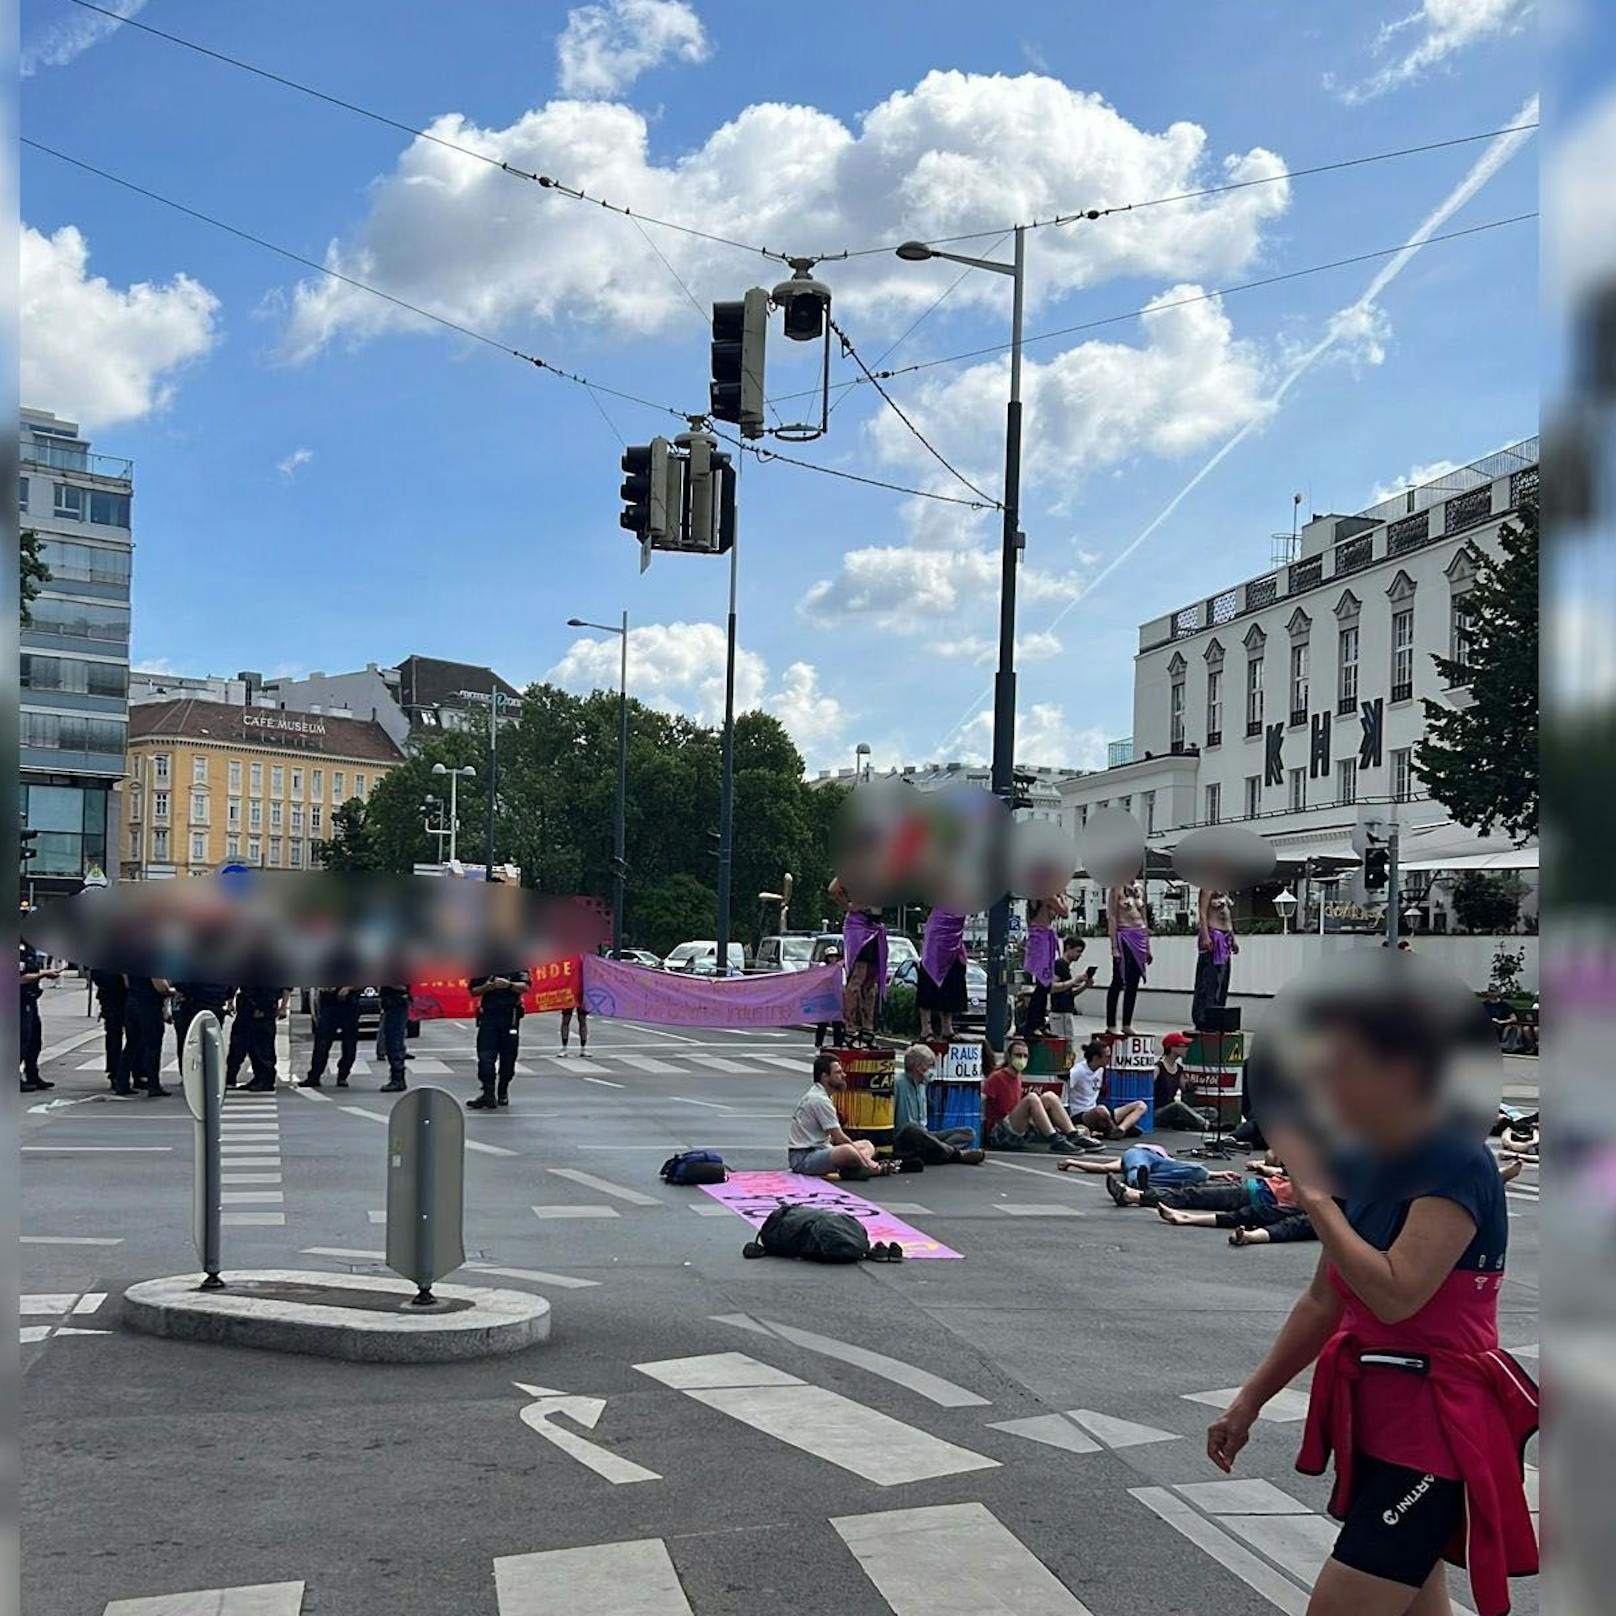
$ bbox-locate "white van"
[663,940,748,976]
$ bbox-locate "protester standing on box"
[1021,890,1068,1036]
[918,905,969,1041]
[1194,887,1238,1031]
[1105,876,1151,1037]
[829,877,887,1049]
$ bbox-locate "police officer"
[377,983,412,1093]
[223,993,251,1088]
[300,985,361,1089]
[19,938,59,1093]
[172,980,234,1071]
[117,975,172,1098]
[90,967,128,1087]
[467,967,529,1111]
[233,984,288,1091]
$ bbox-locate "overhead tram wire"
[21,137,990,513]
[60,5,1534,268]
[710,427,995,510]
[764,211,1538,407]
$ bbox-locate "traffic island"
[122,1269,551,1363]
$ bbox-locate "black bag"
[751,1204,869,1263]
[659,1150,727,1186]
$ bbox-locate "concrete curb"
[122,1270,551,1363]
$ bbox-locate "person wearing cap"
[1154,1032,1213,1131]
[813,943,846,1049]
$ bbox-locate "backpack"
[741,1203,904,1264]
[659,1149,728,1186]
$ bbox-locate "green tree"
[1450,871,1523,934]
[1415,502,1538,843]
[314,798,380,871]
[20,528,49,625]
[636,873,718,959]
[363,732,488,873]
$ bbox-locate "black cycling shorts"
[1332,1456,1464,1589]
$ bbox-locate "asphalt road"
[20,994,1540,1615]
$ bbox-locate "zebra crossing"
[20,1290,110,1345]
[218,1087,285,1227]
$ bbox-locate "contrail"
[933,94,1539,758]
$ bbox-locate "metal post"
[446,770,459,864]
[1385,824,1402,947]
[485,688,498,881]
[200,1019,223,1289]
[716,535,738,977]
[613,610,629,956]
[986,224,1026,1050]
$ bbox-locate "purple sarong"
[1206,929,1233,967]
[1025,924,1058,987]
[842,909,889,1002]
[1115,925,1150,980]
[921,908,968,986]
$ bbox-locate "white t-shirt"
[1068,1058,1105,1112]
[788,1083,840,1150]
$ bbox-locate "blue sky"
[20,0,1538,773]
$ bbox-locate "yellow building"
[123,698,406,878]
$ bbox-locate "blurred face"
[1308,1026,1430,1146]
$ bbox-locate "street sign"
[182,1011,225,1289]
[385,1087,466,1304]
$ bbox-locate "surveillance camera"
[772,263,831,343]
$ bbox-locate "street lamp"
[896,227,1026,1047]
[1273,888,1298,934]
[457,687,522,880]
[430,762,476,863]
[567,612,630,957]
[855,741,871,782]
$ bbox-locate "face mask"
[1009,1054,1029,1072]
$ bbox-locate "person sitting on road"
[1067,1039,1148,1139]
[787,1053,895,1178]
[893,1043,985,1167]
[983,1036,1090,1155]
[1153,1032,1214,1131]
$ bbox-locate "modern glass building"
[19,407,133,897]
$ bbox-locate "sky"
[19,0,1539,777]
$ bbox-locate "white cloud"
[1333,0,1534,103]
[556,0,710,98]
[21,0,145,76]
[1368,458,1463,504]
[278,447,314,479]
[21,224,220,429]
[545,622,849,769]
[283,71,1288,358]
[957,702,1108,772]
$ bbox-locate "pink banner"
[581,956,844,1028]
[698,1170,962,1260]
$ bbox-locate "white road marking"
[103,1581,307,1615]
[338,1104,517,1156]
[608,1055,685,1075]
[368,1211,386,1223]
[39,1028,104,1063]
[583,1076,624,1089]
[494,1539,692,1615]
[21,1326,53,1344]
[404,1057,453,1075]
[987,1414,1102,1455]
[688,1203,735,1216]
[1181,1386,1311,1422]
[985,1158,1067,1179]
[547,1168,661,1206]
[222,1212,286,1226]
[516,1389,661,1485]
[662,1096,732,1110]
[1172,1479,1311,1515]
[289,1086,333,1103]
[1130,1487,1309,1616]
[880,1201,932,1215]
[756,1055,815,1072]
[222,1191,284,1205]
[531,1205,621,1220]
[23,1146,173,1153]
[710,1314,989,1408]
[992,1204,1084,1217]
[634,1352,998,1486]
[1065,1409,1181,1449]
[21,1295,81,1317]
[692,1057,756,1074]
[465,1263,601,1291]
[21,1235,123,1246]
[832,1501,1099,1615]
[222,1173,282,1185]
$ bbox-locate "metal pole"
[716,534,738,977]
[200,1018,223,1289]
[985,224,1026,1050]
[1385,824,1402,947]
[485,691,498,881]
[613,611,629,956]
[412,1101,437,1305]
[447,771,459,864]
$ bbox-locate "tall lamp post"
[897,227,1026,1047]
[430,762,476,864]
[566,613,630,956]
[458,687,522,879]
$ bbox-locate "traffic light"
[619,437,673,543]
[712,449,736,554]
[710,288,768,439]
[19,828,38,865]
[674,434,736,555]
[1364,845,1390,891]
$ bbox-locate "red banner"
[410,957,581,1019]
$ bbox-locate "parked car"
[305,985,420,1041]
[810,929,920,982]
[663,940,748,975]
[610,949,664,969]
[752,933,821,973]
[890,956,989,1027]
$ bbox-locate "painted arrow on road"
[514,1382,662,1485]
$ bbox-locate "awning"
[1399,844,1538,873]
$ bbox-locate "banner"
[699,1171,962,1259]
[581,956,842,1027]
[410,957,581,1019]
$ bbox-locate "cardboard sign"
[941,1041,982,1084]
[1109,1034,1159,1072]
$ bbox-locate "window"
[270,801,283,831]
[19,476,28,511]
[1206,669,1223,745]
[1205,783,1222,824]
[1289,643,1309,724]
[290,805,303,835]
[1337,627,1359,713]
[21,596,130,643]
[21,654,128,697]
[226,835,241,859]
[1289,766,1307,812]
[249,800,262,830]
[129,827,141,860]
[192,755,208,784]
[1337,758,1357,805]
[250,762,263,792]
[153,829,170,862]
[1392,747,1415,802]
[354,773,368,798]
[190,793,208,824]
[87,491,131,527]
[310,804,323,834]
[271,766,284,797]
[248,837,261,863]
[191,833,207,863]
[268,837,283,867]
[311,769,324,801]
[1169,679,1186,750]
[1391,608,1414,702]
[128,789,142,823]
[289,840,305,869]
[1245,656,1264,736]
[153,792,170,821]
[227,798,241,828]
[34,538,131,585]
[1142,790,1156,835]
[1450,595,1475,682]
[229,760,242,791]
[155,754,171,782]
[332,771,346,800]
[18,713,128,755]
[291,768,303,798]
[1119,795,1132,815]
[1245,775,1262,818]
[53,483,84,519]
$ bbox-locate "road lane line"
[338,1104,517,1156]
[103,1581,307,1615]
[1129,1487,1308,1616]
[547,1168,661,1206]
[1065,1410,1181,1448]
[583,1076,624,1089]
[465,1263,601,1290]
[494,1539,692,1615]
[23,1146,173,1153]
[531,1205,621,1220]
[222,1212,286,1226]
[21,1235,123,1245]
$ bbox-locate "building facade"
[19,408,134,896]
[123,699,406,879]
[808,760,1075,823]
[261,655,521,746]
[1060,437,1539,931]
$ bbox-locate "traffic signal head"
[619,437,672,541]
[772,262,831,343]
[710,288,768,439]
[1363,846,1390,891]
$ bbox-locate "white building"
[1060,438,1539,933]
[809,760,1076,823]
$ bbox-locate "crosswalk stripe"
[1181,1386,1311,1422]
[531,1205,620,1219]
[547,1168,661,1207]
[832,1501,1098,1614]
[607,1055,685,1075]
[222,1212,285,1226]
[692,1057,757,1074]
[756,1055,813,1072]
[103,1580,307,1614]
[987,1414,1102,1455]
[1130,1487,1309,1616]
[1065,1409,1180,1448]
[222,1192,284,1205]
[494,1539,692,1615]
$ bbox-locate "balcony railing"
[1510,465,1539,507]
[21,439,134,481]
[1245,576,1277,611]
[1444,484,1494,535]
[1287,556,1322,593]
[1334,533,1373,575]
[1386,510,1430,556]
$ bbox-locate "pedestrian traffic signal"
[619,437,673,543]
[19,828,38,865]
[1364,845,1390,891]
[710,288,768,439]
